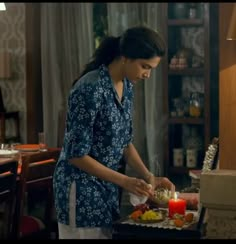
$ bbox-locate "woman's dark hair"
[73,26,166,85]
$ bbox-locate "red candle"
[168,197,186,218]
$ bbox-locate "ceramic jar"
[186,149,198,168]
[173,148,184,167]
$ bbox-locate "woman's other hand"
[147,176,175,207]
[146,174,175,194]
[155,177,175,194]
[122,176,153,198]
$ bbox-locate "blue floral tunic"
[53,64,134,228]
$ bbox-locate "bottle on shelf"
[185,127,203,153]
[185,126,203,168]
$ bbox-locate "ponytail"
[72,26,166,87]
[72,36,121,86]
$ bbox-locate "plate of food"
[14,144,40,152]
[169,212,196,228]
[0,149,19,157]
[129,208,167,223]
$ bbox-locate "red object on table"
[168,198,186,218]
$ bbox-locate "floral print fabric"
[53,64,134,227]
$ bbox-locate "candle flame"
[174,192,178,200]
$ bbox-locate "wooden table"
[0,147,61,175]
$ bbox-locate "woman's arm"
[123,143,175,192]
[69,155,152,197]
[123,143,152,182]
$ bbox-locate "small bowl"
[152,188,172,206]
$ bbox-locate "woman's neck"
[108,59,124,102]
[108,59,124,84]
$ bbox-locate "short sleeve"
[64,82,102,159]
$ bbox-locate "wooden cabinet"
[219,3,236,170]
[160,3,219,189]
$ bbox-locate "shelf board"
[169,166,189,174]
[169,166,201,175]
[168,68,204,76]
[168,19,203,26]
[168,117,204,124]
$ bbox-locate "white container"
[186,149,197,168]
[173,148,184,167]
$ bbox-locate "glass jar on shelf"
[185,126,203,153]
[173,3,188,19]
[186,148,198,168]
[171,97,185,117]
[189,92,202,117]
[188,3,197,19]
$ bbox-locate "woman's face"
[123,56,161,84]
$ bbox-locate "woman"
[53,26,174,239]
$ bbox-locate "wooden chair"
[13,148,61,239]
[0,159,18,239]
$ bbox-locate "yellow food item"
[140,210,163,221]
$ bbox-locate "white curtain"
[107,3,166,176]
[142,3,167,176]
[40,3,94,147]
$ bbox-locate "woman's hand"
[155,177,175,192]
[122,176,153,197]
[147,176,175,207]
[146,174,175,194]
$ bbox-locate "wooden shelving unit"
[160,3,219,189]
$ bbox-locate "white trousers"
[58,181,112,239]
